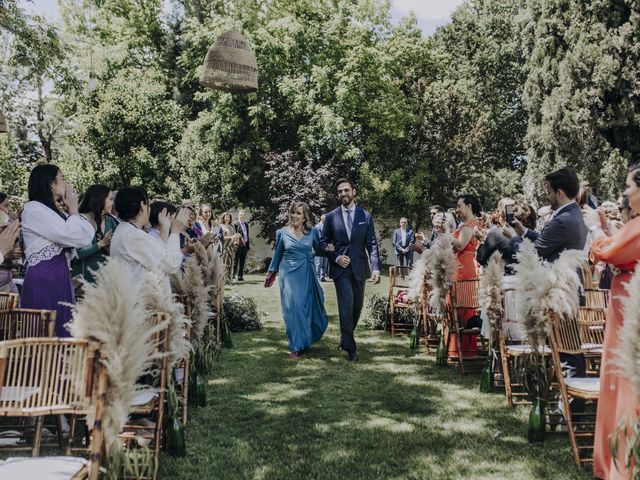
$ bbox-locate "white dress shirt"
[401,229,407,246]
[110,222,182,280]
[21,201,95,267]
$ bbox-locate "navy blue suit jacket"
[511,202,587,262]
[320,206,380,281]
[393,228,414,254]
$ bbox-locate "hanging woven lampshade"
[0,112,7,134]
[199,30,258,93]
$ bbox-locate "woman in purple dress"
[21,165,95,337]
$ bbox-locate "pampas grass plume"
[479,251,504,335]
[427,233,457,310]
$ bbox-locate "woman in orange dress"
[448,194,482,358]
[585,164,640,480]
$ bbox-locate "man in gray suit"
[392,217,414,267]
[509,166,587,262]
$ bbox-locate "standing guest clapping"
[234,210,250,281]
[266,202,328,358]
[110,187,188,283]
[21,164,95,337]
[72,185,118,284]
[219,212,240,282]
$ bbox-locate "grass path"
[159,274,592,480]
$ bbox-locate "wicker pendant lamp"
[199,30,258,93]
[0,112,7,134]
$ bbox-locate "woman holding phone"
[265,202,329,358]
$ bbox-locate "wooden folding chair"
[446,279,486,374]
[0,338,106,480]
[577,307,605,375]
[547,311,599,466]
[497,288,552,407]
[119,313,169,480]
[386,266,417,336]
[175,295,192,425]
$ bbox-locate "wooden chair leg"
[66,414,78,455]
[32,416,44,457]
[502,353,514,408]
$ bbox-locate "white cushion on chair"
[505,345,551,355]
[565,376,600,394]
[0,456,86,479]
[174,367,185,384]
[0,386,40,402]
[581,342,602,351]
[130,391,158,406]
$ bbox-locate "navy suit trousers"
[334,267,366,352]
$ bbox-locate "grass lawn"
[159,273,592,480]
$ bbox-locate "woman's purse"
[264,271,276,288]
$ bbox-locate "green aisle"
[159,274,591,480]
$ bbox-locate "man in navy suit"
[392,217,414,267]
[320,178,380,361]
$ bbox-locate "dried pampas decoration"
[479,251,505,339]
[408,250,429,303]
[614,263,640,396]
[513,240,582,349]
[175,255,211,344]
[143,270,192,370]
[68,259,167,451]
[427,233,457,310]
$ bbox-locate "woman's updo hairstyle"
[458,194,482,217]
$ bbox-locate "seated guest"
[110,187,188,283]
[21,164,95,337]
[393,217,414,267]
[72,185,118,284]
[148,201,177,239]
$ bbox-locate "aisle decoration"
[68,259,166,472]
[478,251,504,393]
[408,250,429,303]
[610,264,640,478]
[514,240,582,442]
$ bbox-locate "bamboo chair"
[547,311,599,466]
[446,279,486,374]
[583,288,609,309]
[497,288,552,407]
[420,274,444,354]
[577,307,606,375]
[386,266,416,336]
[0,309,56,341]
[0,292,18,311]
[119,313,170,480]
[175,295,192,425]
[0,338,107,480]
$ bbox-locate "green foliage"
[522,0,640,202]
[223,293,264,332]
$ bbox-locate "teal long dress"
[268,228,329,353]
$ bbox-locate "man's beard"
[340,195,352,205]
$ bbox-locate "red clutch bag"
[264,272,276,288]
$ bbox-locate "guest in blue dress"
[267,202,329,359]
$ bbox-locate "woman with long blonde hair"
[219,211,240,282]
[265,202,328,358]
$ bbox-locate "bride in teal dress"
[266,202,329,358]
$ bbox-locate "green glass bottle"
[196,373,207,407]
[166,417,186,456]
[527,398,546,442]
[479,353,493,393]
[222,319,235,349]
[409,326,418,349]
[435,332,446,366]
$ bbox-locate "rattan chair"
[446,279,486,374]
[583,288,609,309]
[547,311,599,466]
[0,338,107,480]
[386,266,417,336]
[119,313,170,480]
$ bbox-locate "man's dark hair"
[430,205,444,213]
[335,178,355,190]
[544,167,580,199]
[114,186,148,221]
[28,164,61,214]
[149,201,176,227]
